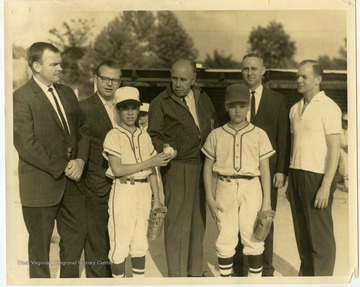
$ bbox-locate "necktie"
[48,87,71,139]
[250,90,256,123]
[182,96,189,109]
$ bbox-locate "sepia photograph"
[2,0,358,285]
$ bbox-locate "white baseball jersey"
[103,125,157,264]
[201,123,275,176]
[103,125,156,179]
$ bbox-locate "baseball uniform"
[202,122,275,275]
[103,125,156,272]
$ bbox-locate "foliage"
[91,11,198,69]
[151,11,198,68]
[247,21,297,69]
[13,44,27,59]
[91,11,157,69]
[48,19,95,86]
[203,50,241,69]
[318,38,347,70]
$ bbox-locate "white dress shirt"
[33,76,71,132]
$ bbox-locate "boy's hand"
[207,199,223,223]
[163,144,177,160]
[152,200,163,211]
[151,153,172,167]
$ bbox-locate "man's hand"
[273,173,286,189]
[65,159,85,182]
[207,199,223,223]
[314,185,330,209]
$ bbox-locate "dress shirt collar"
[97,92,114,107]
[250,84,263,99]
[33,76,54,94]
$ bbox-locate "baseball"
[163,146,175,155]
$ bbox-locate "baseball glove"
[253,209,276,242]
[147,206,167,241]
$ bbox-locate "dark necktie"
[250,90,256,123]
[48,87,71,139]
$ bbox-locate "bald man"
[148,59,216,277]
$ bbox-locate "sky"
[4,1,349,64]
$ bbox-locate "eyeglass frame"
[96,74,121,85]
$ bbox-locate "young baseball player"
[202,84,275,277]
[103,87,172,278]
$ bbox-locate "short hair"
[171,59,197,74]
[94,60,122,76]
[299,60,323,77]
[242,52,264,65]
[27,42,60,70]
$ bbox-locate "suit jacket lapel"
[92,93,113,129]
[54,85,74,135]
[30,79,65,133]
[256,88,269,123]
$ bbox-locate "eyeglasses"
[96,75,121,85]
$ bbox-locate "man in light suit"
[13,42,90,278]
[233,53,290,276]
[79,60,121,277]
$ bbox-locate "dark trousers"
[22,179,86,278]
[233,161,278,276]
[83,185,112,277]
[287,169,336,276]
[162,161,206,277]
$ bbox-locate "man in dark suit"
[79,60,122,277]
[13,42,90,278]
[233,53,290,276]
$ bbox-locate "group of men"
[13,41,342,278]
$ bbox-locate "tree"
[318,38,347,70]
[151,11,198,68]
[91,11,157,69]
[48,19,95,86]
[247,21,297,68]
[91,11,198,69]
[203,50,241,69]
[13,44,27,59]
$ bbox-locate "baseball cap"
[114,87,142,107]
[140,103,150,113]
[225,84,250,104]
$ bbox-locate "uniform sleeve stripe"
[259,150,276,160]
[201,147,215,160]
[103,147,122,159]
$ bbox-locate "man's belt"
[218,174,255,181]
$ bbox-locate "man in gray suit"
[13,42,90,278]
[79,60,122,277]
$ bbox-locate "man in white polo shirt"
[287,60,341,276]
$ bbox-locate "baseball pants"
[216,177,264,258]
[108,180,152,265]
